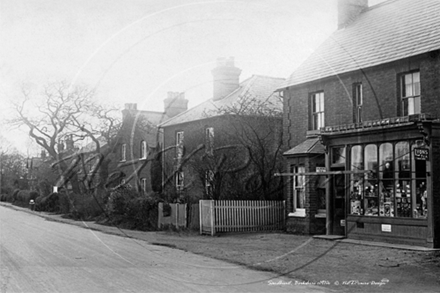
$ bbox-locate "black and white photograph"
[1,0,439,292]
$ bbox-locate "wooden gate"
[200,200,215,235]
[199,200,285,235]
[158,202,187,229]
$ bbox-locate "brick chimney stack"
[338,0,368,29]
[122,103,138,120]
[211,57,241,101]
[124,103,137,111]
[164,92,188,118]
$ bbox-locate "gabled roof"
[160,75,285,127]
[280,0,440,89]
[283,137,325,156]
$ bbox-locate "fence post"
[283,200,286,229]
[175,203,179,229]
[158,202,163,230]
[211,200,215,236]
[199,201,202,234]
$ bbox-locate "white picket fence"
[200,200,285,235]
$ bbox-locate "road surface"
[0,205,328,292]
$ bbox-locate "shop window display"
[413,144,427,218]
[349,140,427,219]
[395,142,411,217]
[350,145,363,215]
[379,143,394,217]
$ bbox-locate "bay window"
[290,165,306,216]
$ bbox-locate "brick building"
[159,57,285,202]
[115,95,188,193]
[279,0,440,247]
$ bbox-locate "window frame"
[400,71,421,116]
[176,131,184,163]
[289,165,306,217]
[140,140,147,159]
[205,127,214,156]
[353,83,363,124]
[121,143,127,162]
[176,170,184,191]
[348,140,427,219]
[310,92,325,130]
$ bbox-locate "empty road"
[0,205,327,292]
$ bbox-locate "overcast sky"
[0,0,385,155]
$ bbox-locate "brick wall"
[431,124,440,248]
[284,52,440,151]
[283,52,440,239]
[117,110,158,192]
[161,115,283,201]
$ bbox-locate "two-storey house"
[159,57,285,202]
[116,95,188,193]
[279,0,440,248]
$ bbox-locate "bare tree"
[67,102,121,194]
[10,81,121,194]
[199,92,284,200]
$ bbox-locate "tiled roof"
[280,0,440,89]
[283,137,325,156]
[160,75,285,127]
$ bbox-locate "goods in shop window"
[351,200,361,215]
[365,199,378,216]
[384,202,393,217]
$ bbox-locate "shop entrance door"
[331,168,346,236]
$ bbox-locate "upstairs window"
[401,71,421,116]
[310,92,325,130]
[353,83,363,123]
[140,140,147,159]
[121,144,127,161]
[176,131,184,163]
[205,127,214,156]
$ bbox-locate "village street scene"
[0,0,439,292]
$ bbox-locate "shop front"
[320,116,440,248]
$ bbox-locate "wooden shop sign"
[414,148,429,161]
